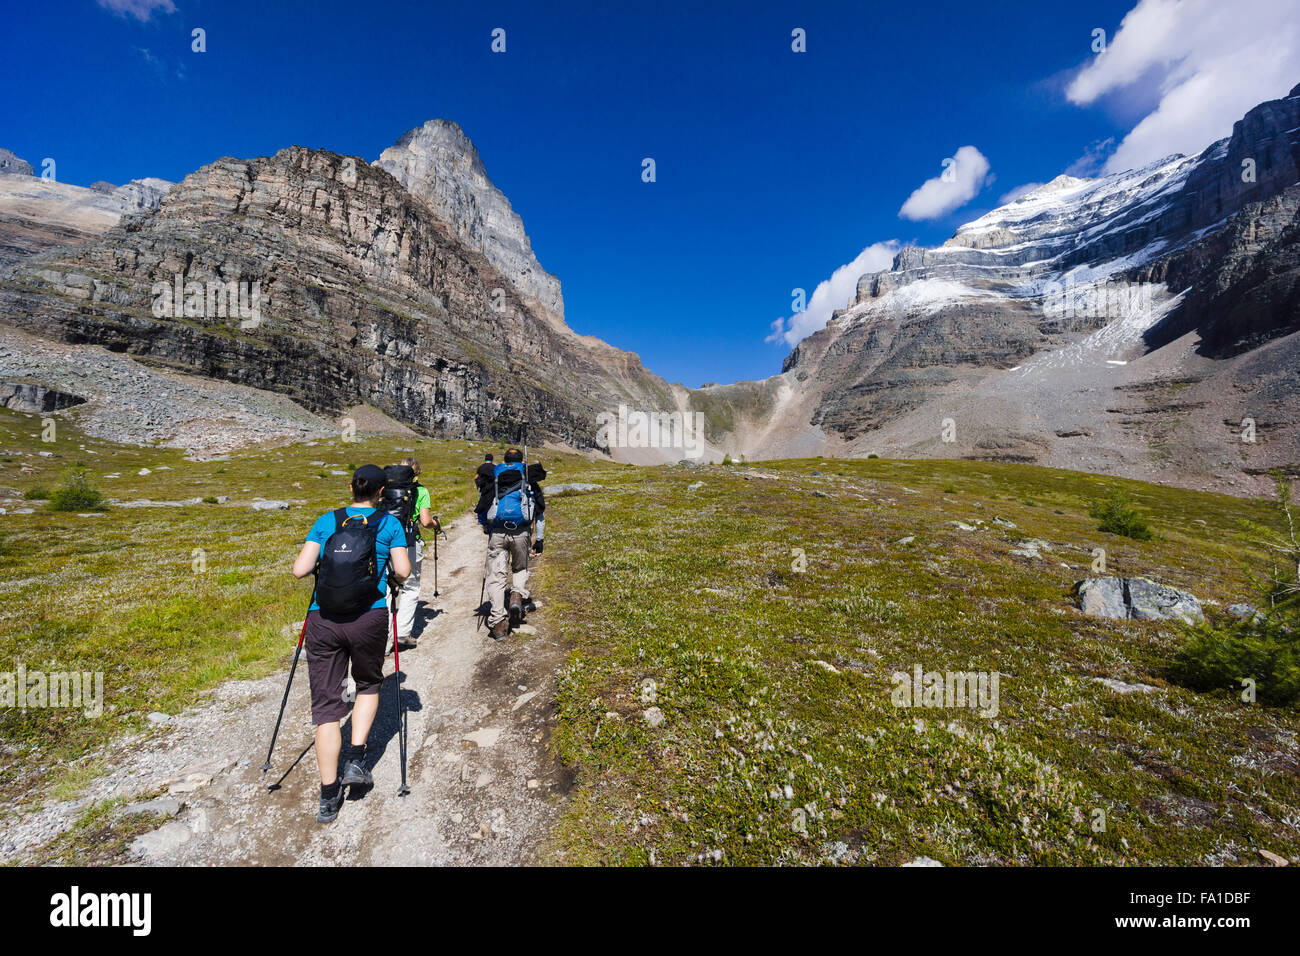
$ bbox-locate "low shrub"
[47,469,108,512]
[1090,489,1153,540]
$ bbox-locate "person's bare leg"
[351,690,379,746]
[315,721,341,784]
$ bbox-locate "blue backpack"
[486,462,534,530]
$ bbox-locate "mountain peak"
[391,119,480,165]
[0,148,35,177]
[375,120,564,317]
[1038,173,1090,193]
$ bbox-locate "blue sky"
[3,0,1294,387]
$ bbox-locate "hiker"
[474,453,495,492]
[292,464,411,823]
[476,448,545,640]
[382,457,440,650]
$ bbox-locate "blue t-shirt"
[304,506,407,612]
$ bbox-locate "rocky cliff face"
[0,149,34,178]
[375,121,564,318]
[0,145,673,453]
[100,177,173,214]
[0,153,172,270]
[3,80,1297,488]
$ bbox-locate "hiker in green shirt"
[393,457,439,647]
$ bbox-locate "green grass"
[0,406,519,810]
[46,758,108,803]
[5,403,1299,866]
[538,457,1300,865]
[25,797,165,866]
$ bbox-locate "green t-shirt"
[414,484,431,534]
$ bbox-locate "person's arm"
[415,486,438,531]
[293,540,321,579]
[531,483,545,553]
[385,516,412,581]
[389,543,412,581]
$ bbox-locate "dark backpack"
[379,464,419,542]
[315,508,383,614]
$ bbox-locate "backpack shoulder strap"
[333,507,349,531]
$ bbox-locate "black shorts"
[304,607,389,725]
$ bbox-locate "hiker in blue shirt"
[292,464,410,823]
[475,448,545,640]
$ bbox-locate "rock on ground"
[129,821,193,859]
[546,483,603,497]
[1076,576,1204,624]
[1088,677,1158,695]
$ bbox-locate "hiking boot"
[317,788,345,823]
[508,591,524,628]
[340,760,373,788]
[396,633,417,650]
[490,618,509,641]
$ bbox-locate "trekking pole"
[523,423,531,578]
[477,570,486,631]
[390,585,410,796]
[476,515,488,631]
[261,592,313,774]
[432,515,440,598]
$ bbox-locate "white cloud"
[1064,138,1115,177]
[998,182,1046,205]
[1067,0,1300,173]
[98,0,177,22]
[766,242,899,348]
[898,146,991,221]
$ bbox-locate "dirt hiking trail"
[17,512,571,866]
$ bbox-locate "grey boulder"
[1076,577,1203,624]
[1126,577,1204,624]
[546,483,603,497]
[1078,578,1128,619]
[1227,603,1264,622]
[250,499,290,511]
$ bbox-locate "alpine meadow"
[0,0,1298,931]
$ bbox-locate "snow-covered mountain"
[698,82,1300,494]
[1,83,1296,490]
